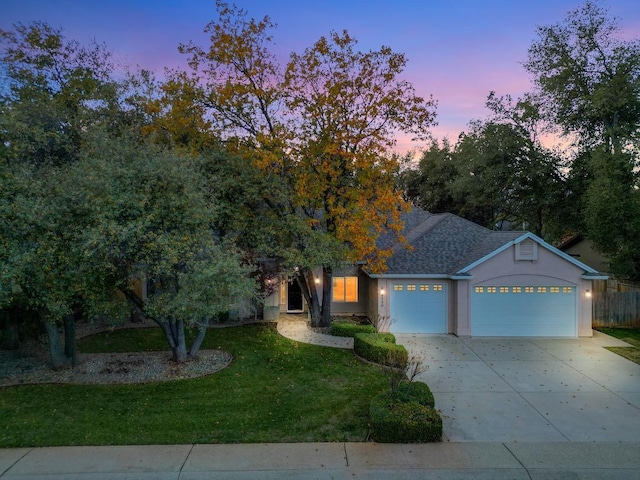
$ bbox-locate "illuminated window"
[433,284,443,291]
[499,287,509,293]
[525,287,534,293]
[420,285,430,291]
[512,287,522,293]
[333,276,358,302]
[550,287,560,293]
[394,284,403,291]
[563,287,573,294]
[407,284,416,291]
[537,287,547,293]
[475,286,484,293]
[487,287,497,293]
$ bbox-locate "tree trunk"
[157,316,189,363]
[299,266,332,329]
[63,313,77,366]
[298,268,322,328]
[42,316,68,370]
[320,265,332,328]
[188,319,209,358]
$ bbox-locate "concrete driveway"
[396,331,640,443]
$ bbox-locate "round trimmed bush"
[396,381,435,408]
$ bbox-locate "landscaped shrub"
[370,390,442,443]
[395,381,435,408]
[353,332,408,368]
[331,322,376,337]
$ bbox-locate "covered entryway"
[471,285,577,337]
[287,280,303,312]
[389,282,447,333]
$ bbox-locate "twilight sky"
[2,0,639,152]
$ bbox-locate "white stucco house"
[274,209,607,337]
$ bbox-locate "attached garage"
[389,282,447,333]
[471,285,577,337]
[366,210,605,338]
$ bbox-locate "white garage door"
[390,283,447,333]
[471,285,577,337]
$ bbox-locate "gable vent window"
[515,239,538,261]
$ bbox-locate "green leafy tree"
[399,139,461,215]
[76,133,257,362]
[524,0,640,277]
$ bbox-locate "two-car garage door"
[389,282,578,337]
[390,283,447,333]
[471,285,577,337]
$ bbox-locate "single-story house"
[273,209,607,337]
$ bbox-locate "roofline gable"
[457,232,602,275]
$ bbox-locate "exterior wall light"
[314,277,320,284]
[585,289,592,298]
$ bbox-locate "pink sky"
[2,0,639,153]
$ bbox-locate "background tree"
[0,22,126,366]
[178,2,436,327]
[399,139,461,214]
[524,0,640,278]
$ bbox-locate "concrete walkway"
[3,441,640,479]
[277,315,354,349]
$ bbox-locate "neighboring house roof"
[369,209,604,278]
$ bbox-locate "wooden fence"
[593,284,640,327]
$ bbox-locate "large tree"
[402,94,563,237]
[524,0,640,278]
[0,22,257,364]
[0,22,126,366]
[177,2,436,327]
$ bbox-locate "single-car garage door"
[471,285,577,337]
[390,283,447,333]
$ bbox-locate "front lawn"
[0,324,388,447]
[596,327,640,364]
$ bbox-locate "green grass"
[596,327,640,364]
[0,324,388,447]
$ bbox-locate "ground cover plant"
[596,327,640,364]
[0,324,388,447]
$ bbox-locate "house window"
[562,287,573,294]
[407,284,417,291]
[333,276,358,302]
[475,286,484,293]
[394,284,403,291]
[420,285,430,291]
[512,287,522,293]
[487,287,497,293]
[433,284,443,291]
[550,287,560,293]
[499,287,509,293]
[525,287,534,293]
[537,287,547,293]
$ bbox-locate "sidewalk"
[2,441,640,479]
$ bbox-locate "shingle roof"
[380,209,525,275]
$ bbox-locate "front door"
[287,280,303,312]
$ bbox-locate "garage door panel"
[390,283,447,334]
[472,287,576,337]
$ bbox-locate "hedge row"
[353,332,408,368]
[370,382,442,443]
[330,322,376,337]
